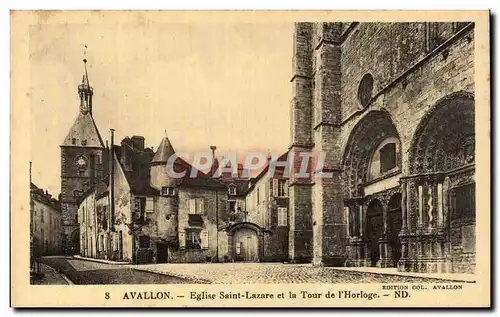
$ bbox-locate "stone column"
[378,202,391,268]
[398,178,409,271]
[310,22,345,267]
[418,184,424,228]
[288,23,314,264]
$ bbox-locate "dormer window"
[161,187,175,196]
[81,139,87,146]
[229,186,237,195]
[72,138,76,145]
[380,143,396,173]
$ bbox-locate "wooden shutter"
[189,199,196,214]
[273,179,279,197]
[179,232,186,249]
[201,231,209,249]
[146,197,154,213]
[197,198,205,215]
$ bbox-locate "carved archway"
[405,91,476,273]
[409,91,475,174]
[343,110,401,199]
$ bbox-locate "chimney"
[209,145,217,176]
[131,136,145,151]
[120,138,133,171]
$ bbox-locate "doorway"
[233,228,259,262]
[366,199,384,266]
[388,193,402,266]
[157,242,169,263]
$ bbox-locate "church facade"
[288,22,475,273]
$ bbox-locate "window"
[49,214,52,227]
[72,138,76,145]
[235,242,242,255]
[102,206,108,231]
[380,143,396,173]
[41,210,44,223]
[277,180,288,197]
[81,139,87,146]
[188,198,204,215]
[229,200,237,213]
[139,236,151,248]
[161,187,175,196]
[73,190,81,199]
[229,186,237,195]
[186,230,201,249]
[358,74,374,108]
[257,188,260,204]
[278,207,288,226]
[96,154,101,164]
[134,197,146,222]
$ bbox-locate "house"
[30,183,63,255]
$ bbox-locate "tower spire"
[78,48,93,115]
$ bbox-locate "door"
[366,199,384,267]
[233,228,259,262]
[388,193,402,266]
[157,242,168,263]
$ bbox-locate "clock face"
[76,156,87,169]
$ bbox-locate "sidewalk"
[330,266,476,282]
[73,255,131,265]
[31,264,73,285]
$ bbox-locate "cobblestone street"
[133,262,463,284]
[39,256,472,285]
[41,257,196,284]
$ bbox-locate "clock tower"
[60,59,105,254]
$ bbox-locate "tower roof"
[151,131,176,163]
[61,112,104,147]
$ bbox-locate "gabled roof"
[173,157,227,189]
[61,112,104,148]
[247,151,290,192]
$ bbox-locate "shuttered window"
[278,207,287,226]
[188,198,205,215]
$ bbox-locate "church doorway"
[388,193,402,266]
[366,199,384,266]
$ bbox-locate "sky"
[29,21,294,196]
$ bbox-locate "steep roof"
[173,158,227,189]
[61,112,104,148]
[151,134,175,164]
[113,144,158,195]
[247,151,290,191]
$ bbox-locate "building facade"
[78,133,231,264]
[31,183,63,255]
[217,153,290,262]
[289,22,475,273]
